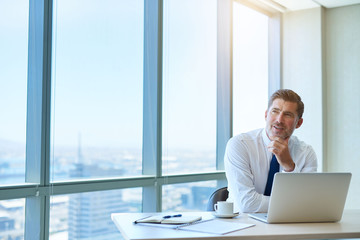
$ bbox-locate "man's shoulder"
[230,128,263,143]
[226,129,264,156]
[290,135,314,151]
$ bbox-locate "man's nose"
[276,112,285,122]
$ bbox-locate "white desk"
[111,210,360,240]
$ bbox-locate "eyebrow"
[272,108,296,116]
[283,111,295,116]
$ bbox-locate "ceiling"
[271,0,360,11]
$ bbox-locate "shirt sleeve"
[301,145,318,172]
[224,137,269,213]
[282,144,318,173]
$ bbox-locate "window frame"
[0,0,280,239]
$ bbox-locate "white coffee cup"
[214,201,233,215]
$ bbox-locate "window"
[0,199,25,239]
[0,0,29,186]
[232,3,269,136]
[49,188,141,239]
[162,0,217,175]
[162,181,217,211]
[51,0,144,181]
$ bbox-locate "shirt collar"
[262,128,271,146]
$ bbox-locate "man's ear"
[296,118,303,129]
[265,110,268,120]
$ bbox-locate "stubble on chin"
[267,127,290,141]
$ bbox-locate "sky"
[51,0,144,149]
[0,0,29,145]
[1,0,269,152]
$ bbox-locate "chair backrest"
[206,187,229,211]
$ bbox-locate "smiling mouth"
[273,125,284,131]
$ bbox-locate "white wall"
[282,4,360,209]
[282,7,324,170]
[325,4,360,209]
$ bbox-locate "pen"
[163,214,182,219]
[133,215,152,224]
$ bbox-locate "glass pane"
[162,181,218,212]
[232,3,269,136]
[162,0,217,175]
[51,0,144,181]
[0,199,25,239]
[0,0,29,186]
[49,188,142,240]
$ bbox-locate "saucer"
[212,212,239,218]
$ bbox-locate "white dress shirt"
[224,128,318,213]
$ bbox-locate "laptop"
[248,172,352,223]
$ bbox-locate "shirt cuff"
[281,163,299,173]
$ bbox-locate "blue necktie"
[264,155,280,196]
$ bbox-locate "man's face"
[265,98,303,140]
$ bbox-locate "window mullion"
[142,0,163,212]
[216,0,233,171]
[25,0,53,239]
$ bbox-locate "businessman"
[224,89,318,213]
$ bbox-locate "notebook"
[249,172,352,223]
[134,214,201,224]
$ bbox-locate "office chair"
[206,187,229,211]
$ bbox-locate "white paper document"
[177,219,254,235]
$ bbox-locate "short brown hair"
[268,89,304,119]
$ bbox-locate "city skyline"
[1,143,218,240]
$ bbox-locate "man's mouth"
[273,125,284,130]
